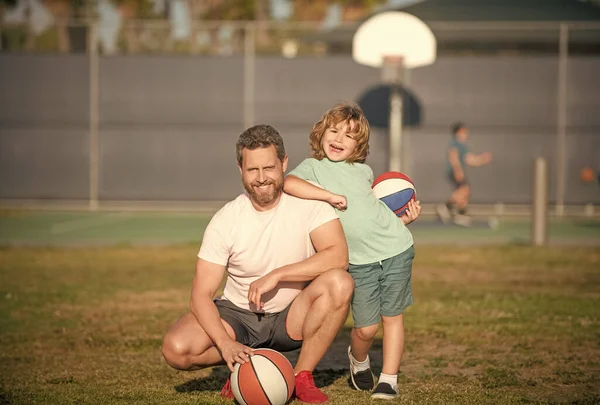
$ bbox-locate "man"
[437,122,492,227]
[161,124,353,404]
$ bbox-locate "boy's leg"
[373,247,415,399]
[347,262,381,391]
[380,314,404,375]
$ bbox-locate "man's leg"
[453,185,472,227]
[285,268,353,403]
[161,312,236,371]
[286,268,353,371]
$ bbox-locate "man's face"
[457,127,469,142]
[239,145,288,211]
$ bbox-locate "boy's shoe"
[348,346,375,391]
[453,213,472,227]
[295,370,328,403]
[220,376,234,399]
[371,382,398,400]
[436,204,452,224]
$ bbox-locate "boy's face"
[457,127,469,142]
[321,120,358,162]
[239,145,288,211]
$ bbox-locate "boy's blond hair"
[309,103,370,164]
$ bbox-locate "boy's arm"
[465,152,492,167]
[284,175,347,210]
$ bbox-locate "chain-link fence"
[1,20,599,214]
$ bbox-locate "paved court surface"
[1,210,598,246]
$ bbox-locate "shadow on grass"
[175,367,229,393]
[175,367,350,394]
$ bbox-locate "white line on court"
[51,213,131,235]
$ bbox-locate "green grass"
[1,245,599,404]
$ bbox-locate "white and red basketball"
[230,348,295,405]
[372,171,416,216]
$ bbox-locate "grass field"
[1,242,599,404]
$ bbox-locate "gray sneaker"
[348,346,375,391]
[436,204,452,224]
[371,382,398,400]
[453,213,472,227]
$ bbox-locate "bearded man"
[161,124,352,404]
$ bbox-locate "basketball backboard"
[353,11,436,69]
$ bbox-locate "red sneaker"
[220,376,234,400]
[294,370,328,404]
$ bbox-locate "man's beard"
[243,178,284,207]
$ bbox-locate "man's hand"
[400,200,421,225]
[248,271,281,310]
[481,152,493,164]
[327,193,347,211]
[218,339,255,372]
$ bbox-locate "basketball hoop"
[381,55,404,84]
[352,12,437,173]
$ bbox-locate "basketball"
[580,167,596,183]
[372,171,416,216]
[230,348,295,405]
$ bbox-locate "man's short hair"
[452,122,466,138]
[236,124,286,166]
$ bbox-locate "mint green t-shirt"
[288,158,413,265]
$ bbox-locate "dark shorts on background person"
[214,299,302,352]
[448,172,469,189]
[348,245,415,328]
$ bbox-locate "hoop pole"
[382,57,404,173]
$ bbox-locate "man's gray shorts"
[215,299,302,352]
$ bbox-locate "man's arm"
[190,258,254,371]
[247,218,349,308]
[284,175,347,210]
[465,151,492,167]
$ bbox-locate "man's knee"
[325,269,354,307]
[161,332,189,370]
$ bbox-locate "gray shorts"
[348,245,415,328]
[215,299,302,352]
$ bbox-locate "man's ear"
[238,164,243,175]
[282,155,288,173]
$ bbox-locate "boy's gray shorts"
[215,299,302,352]
[348,245,415,328]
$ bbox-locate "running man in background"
[436,122,492,227]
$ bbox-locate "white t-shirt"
[198,192,338,313]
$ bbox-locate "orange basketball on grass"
[230,349,295,405]
[580,167,595,183]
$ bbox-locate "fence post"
[532,157,548,246]
[555,22,569,217]
[89,18,99,211]
[243,22,255,130]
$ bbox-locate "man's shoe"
[294,370,328,403]
[453,214,472,227]
[220,376,234,400]
[436,203,452,224]
[348,346,375,391]
[371,382,398,400]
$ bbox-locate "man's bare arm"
[247,218,348,309]
[190,258,254,370]
[465,151,492,167]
